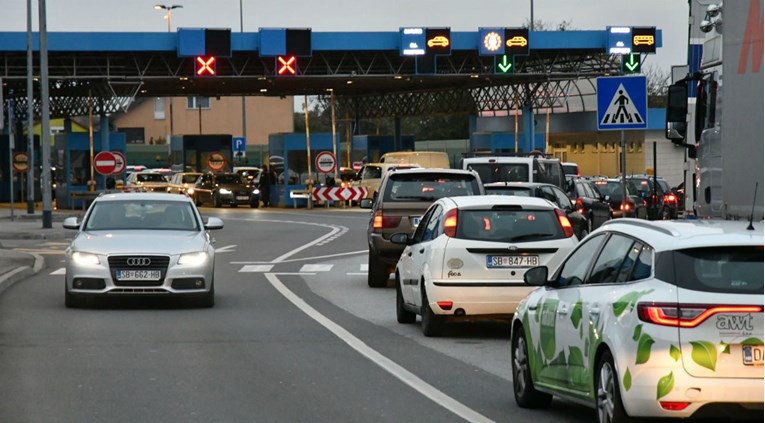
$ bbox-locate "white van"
[352,162,421,199]
[461,156,567,191]
[379,151,450,169]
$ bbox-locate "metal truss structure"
[1,48,621,121]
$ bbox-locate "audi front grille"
[107,255,170,286]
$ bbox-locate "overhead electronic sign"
[504,28,529,55]
[496,55,514,73]
[195,56,216,76]
[178,28,231,57]
[425,27,451,55]
[479,28,504,56]
[277,56,297,75]
[260,28,312,57]
[622,53,641,74]
[400,27,426,56]
[631,27,656,54]
[607,26,632,54]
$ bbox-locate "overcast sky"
[1,0,689,73]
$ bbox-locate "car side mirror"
[359,198,373,209]
[62,216,81,230]
[523,266,549,286]
[390,233,411,245]
[602,195,610,202]
[204,217,224,230]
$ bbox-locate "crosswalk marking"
[239,264,274,272]
[300,264,333,272]
[50,268,66,275]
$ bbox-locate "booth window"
[187,96,211,110]
[154,98,166,119]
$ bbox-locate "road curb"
[0,253,45,296]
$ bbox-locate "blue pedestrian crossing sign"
[596,76,647,131]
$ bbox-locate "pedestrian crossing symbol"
[596,76,647,131]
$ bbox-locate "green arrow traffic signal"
[497,55,513,73]
[622,54,641,74]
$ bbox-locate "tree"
[523,19,575,31]
[644,64,671,107]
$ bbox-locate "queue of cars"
[361,156,762,421]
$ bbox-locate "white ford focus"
[391,195,579,336]
[63,192,223,308]
[511,219,763,422]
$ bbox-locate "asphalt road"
[0,207,598,422]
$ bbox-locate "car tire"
[420,284,443,337]
[64,287,86,308]
[250,200,259,209]
[231,203,238,208]
[367,251,389,288]
[395,272,416,324]
[512,327,553,408]
[195,282,215,308]
[213,193,221,208]
[596,350,634,423]
[660,206,670,220]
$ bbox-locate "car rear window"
[484,186,532,196]
[466,163,529,183]
[562,164,579,176]
[137,173,167,183]
[457,208,564,242]
[216,174,243,184]
[593,181,624,201]
[182,174,200,183]
[656,246,764,294]
[384,173,480,202]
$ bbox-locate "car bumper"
[623,368,764,418]
[427,280,534,315]
[65,255,214,296]
[219,192,252,205]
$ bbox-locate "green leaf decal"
[568,346,584,367]
[669,344,681,361]
[570,301,583,328]
[612,299,630,317]
[612,289,654,318]
[636,333,655,364]
[690,341,717,371]
[720,342,730,354]
[579,324,583,339]
[584,337,590,358]
[742,337,764,346]
[656,371,674,399]
[623,367,632,391]
[553,351,567,366]
[632,324,643,341]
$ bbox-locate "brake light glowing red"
[437,301,453,311]
[443,209,458,237]
[555,208,574,238]
[575,198,584,215]
[665,194,677,203]
[620,202,632,211]
[659,402,691,411]
[638,303,763,328]
[372,211,401,231]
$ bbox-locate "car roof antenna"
[747,182,758,231]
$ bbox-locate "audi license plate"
[487,255,539,268]
[236,196,249,201]
[116,270,161,281]
[742,345,764,366]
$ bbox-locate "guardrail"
[289,190,313,209]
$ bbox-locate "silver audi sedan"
[63,192,223,308]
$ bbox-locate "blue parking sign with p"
[233,137,246,153]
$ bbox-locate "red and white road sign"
[312,187,368,202]
[315,151,336,174]
[94,151,117,175]
[207,151,227,171]
[111,151,127,174]
[12,152,29,173]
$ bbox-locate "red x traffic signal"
[277,56,297,75]
[196,56,216,76]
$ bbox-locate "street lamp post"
[154,4,182,160]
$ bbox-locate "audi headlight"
[219,188,232,194]
[187,188,195,194]
[178,251,208,266]
[252,189,260,195]
[72,252,100,265]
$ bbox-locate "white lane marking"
[360,264,368,272]
[215,244,237,253]
[300,264,333,272]
[346,272,367,276]
[269,250,367,264]
[50,268,66,275]
[273,272,316,276]
[239,264,274,272]
[265,273,492,423]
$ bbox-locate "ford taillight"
[443,209,458,237]
[372,211,401,232]
[575,198,584,215]
[555,209,574,238]
[638,303,763,328]
[664,194,677,204]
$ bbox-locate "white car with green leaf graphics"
[510,219,763,422]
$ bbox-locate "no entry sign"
[207,151,227,171]
[112,151,127,174]
[12,152,29,173]
[94,151,117,175]
[315,151,336,174]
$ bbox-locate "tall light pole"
[154,4,182,33]
[154,4,182,157]
[239,0,248,165]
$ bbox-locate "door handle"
[591,306,601,316]
[407,252,412,257]
[557,306,568,316]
